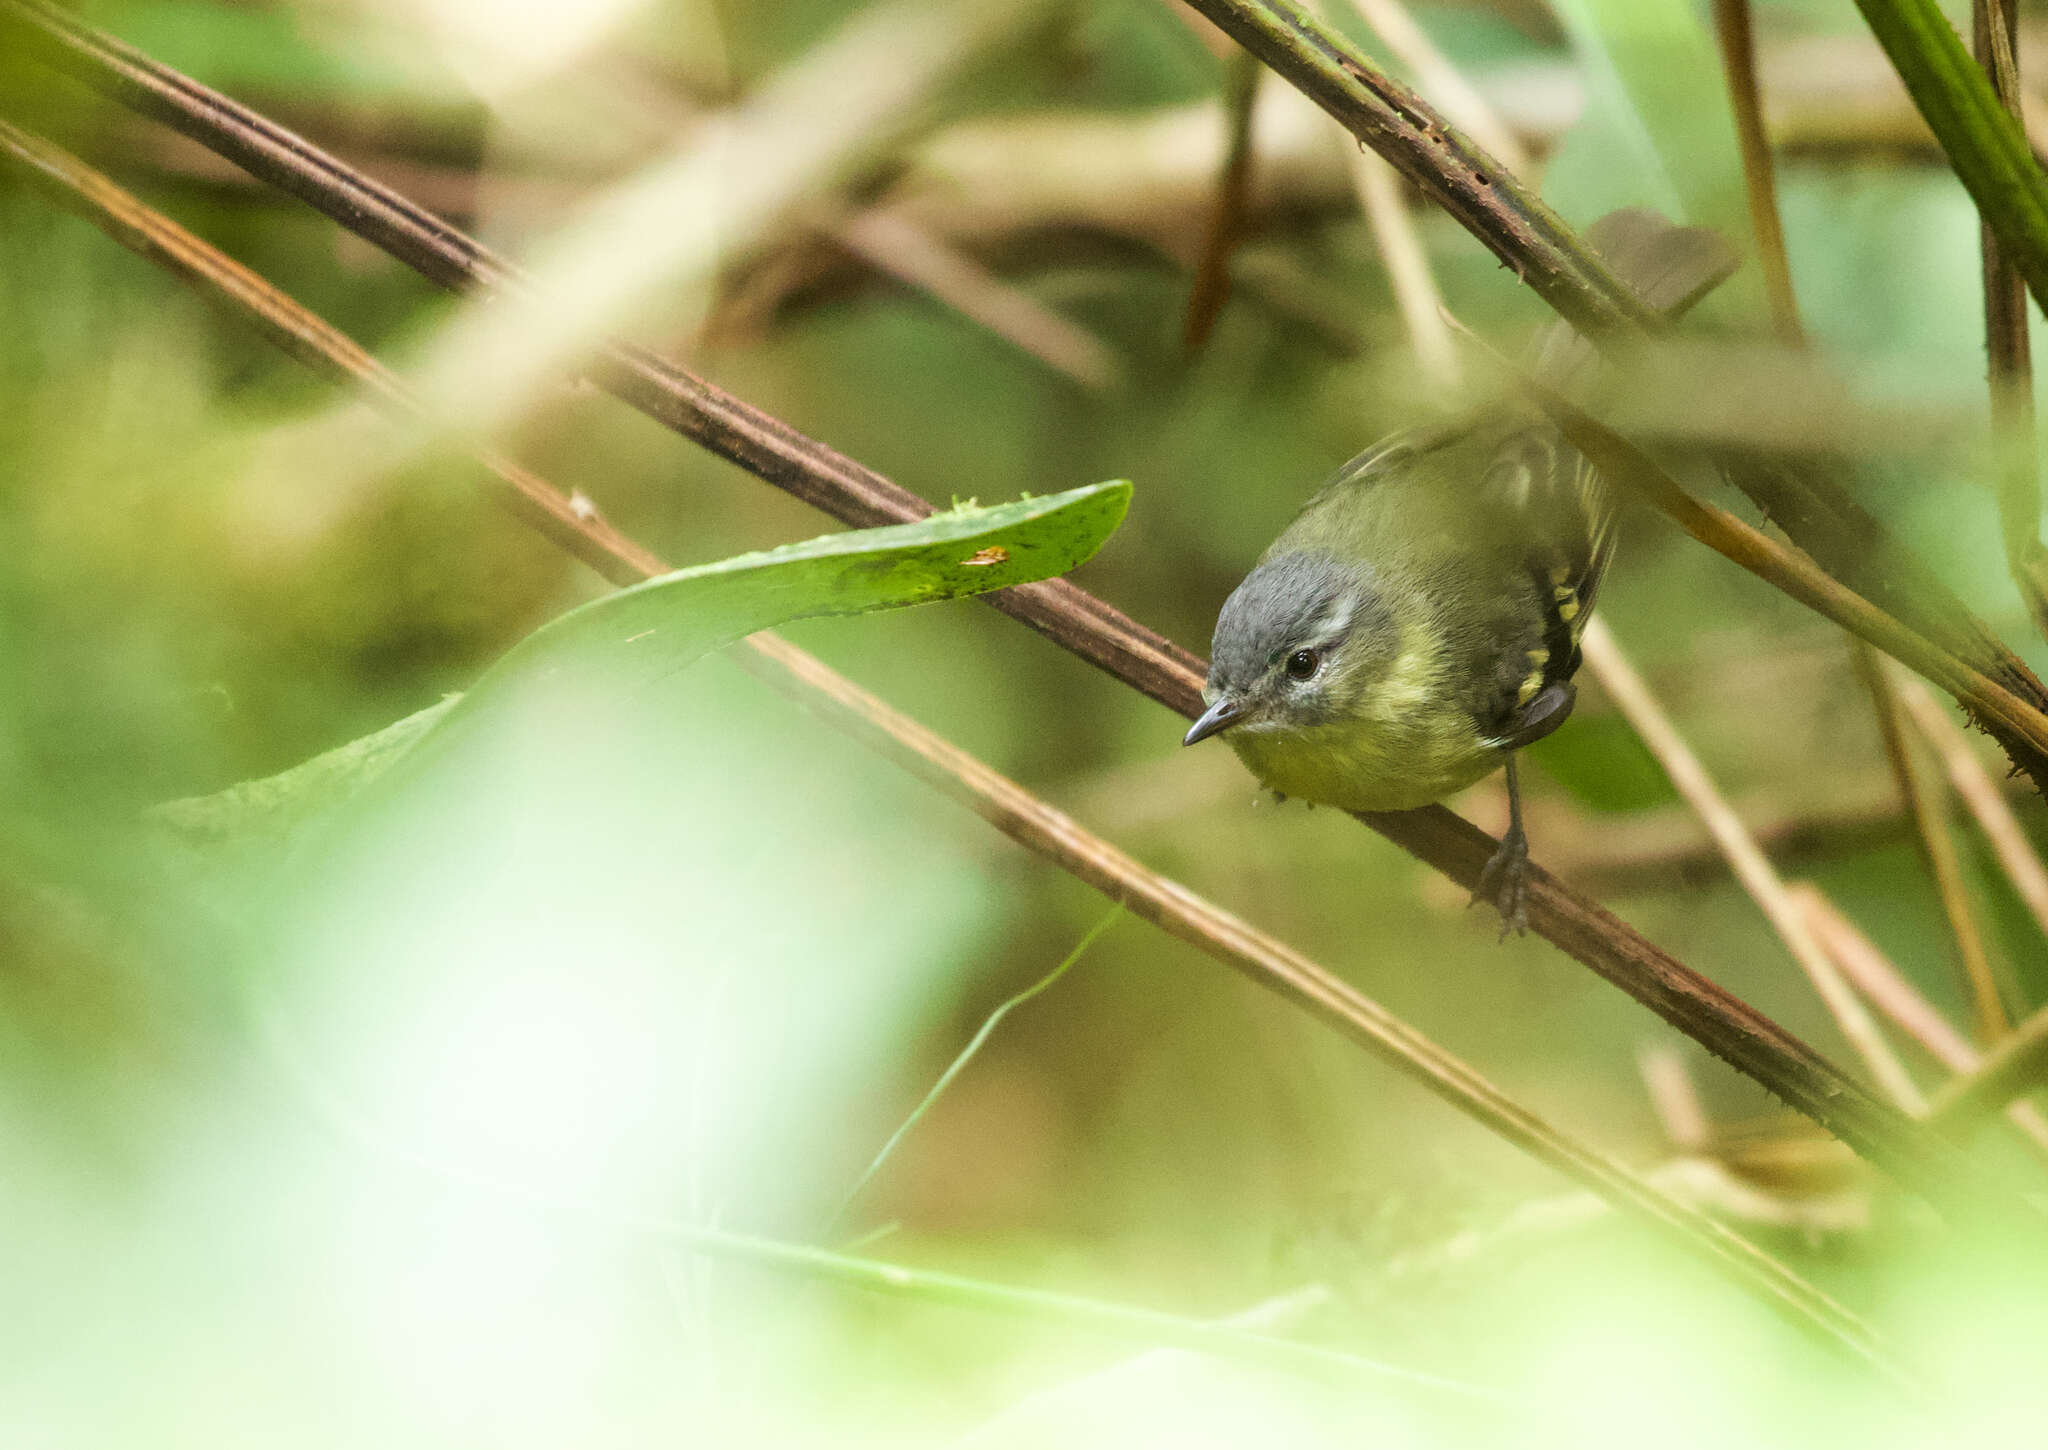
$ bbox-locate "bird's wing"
[1476,426,1612,744]
[1483,426,1612,636]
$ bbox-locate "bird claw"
[1471,831,1531,939]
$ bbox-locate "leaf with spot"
[153,482,1132,851]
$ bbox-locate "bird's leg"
[1473,754,1532,937]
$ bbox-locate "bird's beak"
[1182,696,1245,747]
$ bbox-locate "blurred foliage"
[6,0,2048,1443]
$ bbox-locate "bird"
[1181,209,1736,933]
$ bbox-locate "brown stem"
[0,8,2021,1214]
[1712,0,1803,346]
[1183,47,1262,352]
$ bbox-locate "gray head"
[1184,552,1396,746]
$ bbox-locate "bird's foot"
[1471,831,1531,939]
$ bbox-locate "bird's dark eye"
[1285,648,1321,681]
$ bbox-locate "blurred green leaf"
[1529,711,1681,813]
[1544,0,1748,253]
[153,481,1131,846]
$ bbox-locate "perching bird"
[1181,209,1736,932]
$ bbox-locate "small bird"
[1182,210,1735,933]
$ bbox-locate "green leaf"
[153,482,1131,849]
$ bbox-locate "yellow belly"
[1228,714,1500,812]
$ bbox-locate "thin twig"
[829,208,1124,389]
[1583,622,1925,1111]
[1348,146,1460,388]
[0,25,2010,1207]
[1973,0,2048,643]
[1853,645,2008,1043]
[1712,0,1803,347]
[1895,672,2048,945]
[1925,1002,2048,1140]
[1184,47,1263,352]
[2,117,1896,1368]
[1793,886,2048,1156]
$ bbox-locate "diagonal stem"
[1712,0,1803,347]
